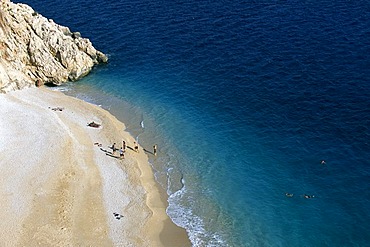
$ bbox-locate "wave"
[167,179,228,247]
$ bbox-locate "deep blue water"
[16,0,370,246]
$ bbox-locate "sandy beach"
[0,87,190,246]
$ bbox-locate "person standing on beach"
[134,142,139,153]
[119,147,124,159]
[122,141,126,151]
[112,143,116,155]
[153,144,157,156]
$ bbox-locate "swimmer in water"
[303,194,315,199]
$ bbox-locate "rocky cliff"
[0,0,108,93]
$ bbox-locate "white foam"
[167,180,229,247]
[50,85,71,92]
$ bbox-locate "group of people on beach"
[88,119,158,158]
[109,141,158,159]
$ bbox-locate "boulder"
[0,0,108,93]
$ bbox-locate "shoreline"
[0,87,190,246]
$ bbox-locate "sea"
[15,0,370,246]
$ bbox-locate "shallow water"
[17,0,370,246]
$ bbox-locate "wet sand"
[0,87,190,246]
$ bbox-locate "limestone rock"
[0,0,108,93]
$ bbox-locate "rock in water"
[0,0,108,93]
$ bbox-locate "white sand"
[0,87,190,246]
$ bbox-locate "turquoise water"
[17,0,370,246]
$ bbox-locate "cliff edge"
[0,0,108,93]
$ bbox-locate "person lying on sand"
[49,107,64,111]
[113,212,124,220]
[87,121,101,128]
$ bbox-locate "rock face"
[0,0,108,93]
